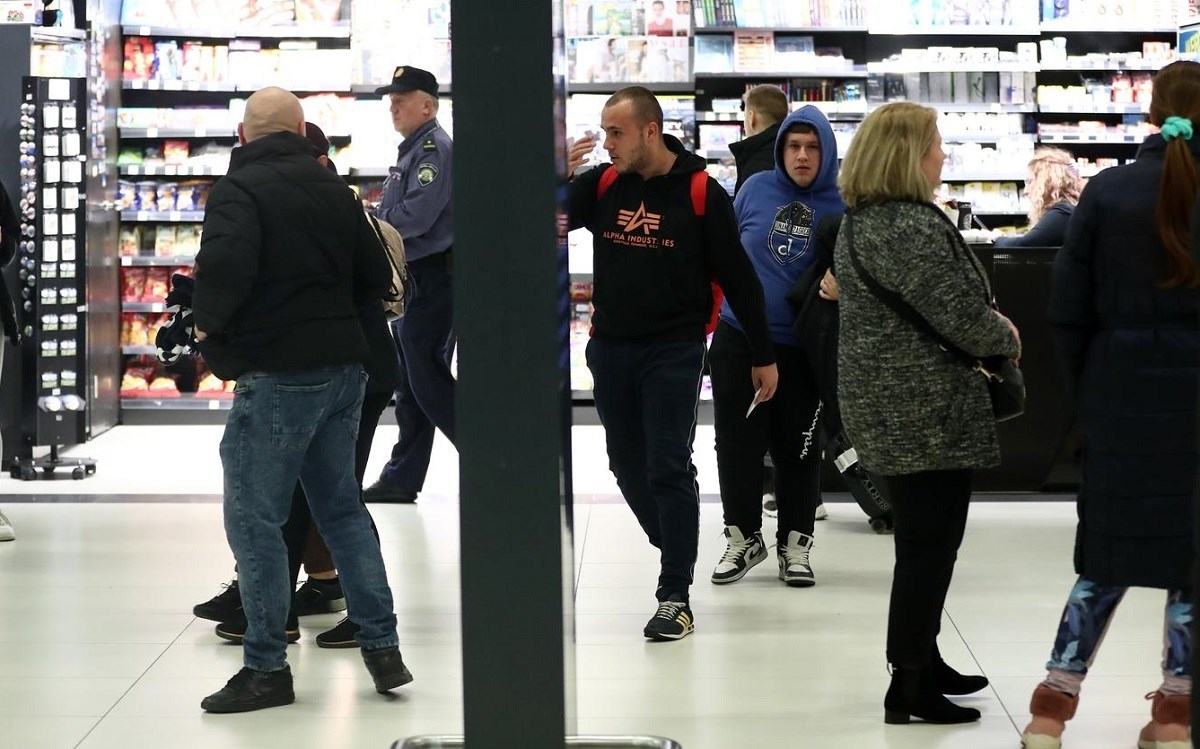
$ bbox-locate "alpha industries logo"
[617,203,662,234]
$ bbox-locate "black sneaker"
[642,594,694,641]
[362,481,418,504]
[361,646,414,693]
[292,577,347,617]
[201,666,295,713]
[215,612,300,644]
[193,580,242,622]
[315,617,361,649]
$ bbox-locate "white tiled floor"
[0,424,1177,748]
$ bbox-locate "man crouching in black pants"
[566,86,777,641]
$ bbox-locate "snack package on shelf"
[126,314,151,346]
[143,268,171,302]
[122,267,149,303]
[119,226,142,256]
[148,373,182,398]
[120,365,150,397]
[174,225,202,256]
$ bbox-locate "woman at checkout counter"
[993,148,1083,248]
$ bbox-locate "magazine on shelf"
[734,30,773,73]
[773,35,816,70]
[694,34,735,73]
[698,122,742,155]
[642,0,690,35]
[567,36,689,82]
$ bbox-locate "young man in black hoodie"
[730,84,788,194]
[192,87,411,712]
[567,86,777,640]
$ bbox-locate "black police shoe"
[362,481,419,503]
[201,666,295,713]
[361,646,414,693]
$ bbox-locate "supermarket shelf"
[694,68,869,79]
[1038,104,1149,115]
[122,79,238,92]
[1040,62,1168,72]
[871,25,1041,36]
[930,103,1037,113]
[349,83,452,95]
[120,395,233,410]
[696,112,747,123]
[941,171,1027,182]
[567,82,697,93]
[697,103,1034,121]
[867,62,1039,73]
[693,26,869,33]
[119,165,225,176]
[31,28,87,42]
[119,127,237,138]
[122,302,167,313]
[347,166,390,178]
[1037,20,1175,34]
[120,210,206,222]
[942,133,1035,143]
[120,23,351,39]
[121,346,158,356]
[119,256,195,266]
[1038,132,1147,144]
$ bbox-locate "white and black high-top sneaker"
[642,594,694,641]
[711,525,768,584]
[777,530,816,587]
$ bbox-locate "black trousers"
[380,254,458,490]
[281,390,392,590]
[709,322,821,543]
[885,468,973,668]
[586,335,706,602]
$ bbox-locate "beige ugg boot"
[1137,691,1191,749]
[1020,685,1079,749]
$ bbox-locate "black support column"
[451,1,576,747]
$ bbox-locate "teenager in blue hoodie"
[709,105,846,588]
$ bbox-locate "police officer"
[363,66,456,504]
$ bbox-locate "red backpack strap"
[596,165,618,199]
[705,282,724,336]
[690,170,708,217]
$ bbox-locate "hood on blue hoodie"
[723,104,845,345]
[772,104,841,198]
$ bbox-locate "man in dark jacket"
[729,84,788,194]
[567,86,777,641]
[192,87,411,713]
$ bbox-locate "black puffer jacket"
[193,131,390,380]
[729,123,779,195]
[0,181,21,344]
[1051,133,1200,590]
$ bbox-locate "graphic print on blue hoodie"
[721,105,845,346]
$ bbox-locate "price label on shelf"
[136,210,149,221]
[120,256,131,266]
[164,165,177,176]
[195,127,207,137]
[146,127,158,138]
[168,211,182,222]
[138,25,150,35]
[164,80,183,91]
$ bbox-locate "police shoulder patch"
[416,162,439,186]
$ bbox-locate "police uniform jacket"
[374,118,453,263]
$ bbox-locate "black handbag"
[843,208,1025,423]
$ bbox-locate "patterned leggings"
[1040,576,1193,697]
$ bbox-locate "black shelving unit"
[11,75,96,481]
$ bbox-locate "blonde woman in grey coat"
[834,102,1021,726]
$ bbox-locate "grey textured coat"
[834,200,1021,476]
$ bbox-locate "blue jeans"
[221,363,398,672]
[380,257,457,490]
[586,335,705,602]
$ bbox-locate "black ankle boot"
[883,665,982,725]
[361,646,414,694]
[932,657,989,695]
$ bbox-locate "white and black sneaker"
[778,530,816,587]
[711,526,768,584]
[642,595,694,641]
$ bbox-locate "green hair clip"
[1161,116,1194,141]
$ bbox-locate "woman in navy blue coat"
[1022,61,1198,749]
